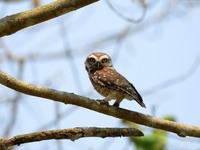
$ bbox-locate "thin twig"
[142,56,200,96]
[37,106,78,131]
[3,58,24,137]
[105,0,147,23]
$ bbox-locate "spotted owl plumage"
[85,52,146,108]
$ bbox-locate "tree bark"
[0,127,143,149]
[0,70,200,138]
[0,0,99,37]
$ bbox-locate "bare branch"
[0,127,143,149]
[38,106,78,131]
[142,56,200,96]
[3,58,25,137]
[105,0,147,23]
[0,70,200,138]
[0,0,99,37]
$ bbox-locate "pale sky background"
[1,0,200,150]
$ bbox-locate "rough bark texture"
[0,127,143,149]
[0,0,99,37]
[0,70,200,139]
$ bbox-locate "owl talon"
[113,102,119,107]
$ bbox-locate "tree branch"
[0,0,99,37]
[0,70,200,138]
[0,127,143,149]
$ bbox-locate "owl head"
[85,52,113,72]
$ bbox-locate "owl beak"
[96,61,103,69]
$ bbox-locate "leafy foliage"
[122,116,176,150]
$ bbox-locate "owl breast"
[90,78,111,97]
[88,67,128,99]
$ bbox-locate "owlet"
[85,52,146,108]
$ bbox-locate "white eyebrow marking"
[99,55,110,60]
[88,54,98,60]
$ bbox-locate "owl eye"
[101,58,108,63]
[89,57,96,63]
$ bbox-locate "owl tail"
[130,83,146,108]
[135,94,146,108]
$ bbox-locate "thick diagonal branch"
[0,0,99,37]
[0,70,200,138]
[0,127,143,149]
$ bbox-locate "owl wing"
[91,67,146,107]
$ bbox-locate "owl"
[85,52,146,108]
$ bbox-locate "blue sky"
[1,0,200,149]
